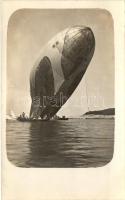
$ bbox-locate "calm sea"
[6,119,114,168]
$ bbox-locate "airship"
[30,26,95,119]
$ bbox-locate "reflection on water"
[6,119,114,167]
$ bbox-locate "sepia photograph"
[6,9,115,168]
[2,1,125,200]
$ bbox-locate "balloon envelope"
[30,26,95,119]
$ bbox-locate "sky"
[7,9,114,117]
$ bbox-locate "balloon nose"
[61,26,95,79]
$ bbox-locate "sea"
[6,118,114,168]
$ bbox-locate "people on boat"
[18,112,28,120]
[18,112,68,121]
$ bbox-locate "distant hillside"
[84,108,115,116]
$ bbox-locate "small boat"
[17,116,49,122]
[57,116,69,120]
[57,117,69,120]
[17,112,50,122]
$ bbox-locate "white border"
[2,1,125,200]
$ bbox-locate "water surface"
[6,119,114,167]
